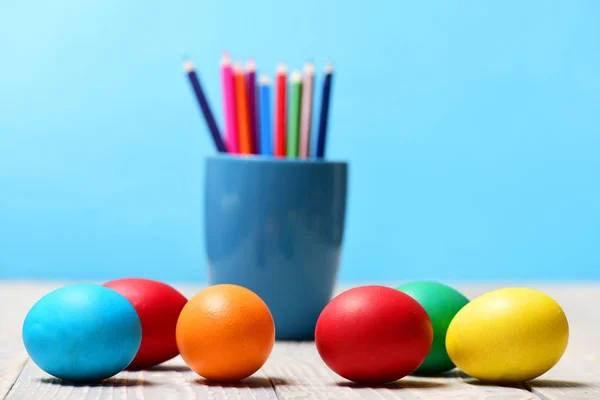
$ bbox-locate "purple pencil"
[299,62,315,158]
[184,60,227,153]
[246,59,258,154]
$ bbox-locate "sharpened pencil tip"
[325,63,334,74]
[259,74,271,85]
[183,60,195,73]
[290,70,302,82]
[276,63,287,74]
[304,62,315,75]
[233,62,243,73]
[245,59,256,71]
[221,53,231,65]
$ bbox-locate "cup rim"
[205,154,348,167]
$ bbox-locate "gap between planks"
[5,358,279,400]
[0,355,28,400]
[2,282,600,399]
[5,343,542,400]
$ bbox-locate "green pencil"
[287,70,303,158]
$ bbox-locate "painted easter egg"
[104,278,188,369]
[176,284,275,382]
[397,281,469,374]
[315,285,433,384]
[446,287,569,383]
[22,284,141,382]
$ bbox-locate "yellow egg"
[446,288,568,383]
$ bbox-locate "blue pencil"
[258,74,273,156]
[184,60,228,153]
[315,64,333,159]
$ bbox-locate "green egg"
[396,281,469,375]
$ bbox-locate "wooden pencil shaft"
[220,61,238,153]
[234,70,253,154]
[287,76,302,158]
[258,81,273,156]
[275,70,287,158]
[246,69,258,154]
[187,69,227,153]
[299,67,314,158]
[316,70,333,158]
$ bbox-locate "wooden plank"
[1,282,599,399]
[6,357,278,400]
[0,281,277,399]
[7,342,540,400]
[263,342,539,400]
[0,356,27,400]
[0,281,62,400]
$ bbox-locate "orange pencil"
[233,62,253,154]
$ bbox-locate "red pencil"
[274,63,287,158]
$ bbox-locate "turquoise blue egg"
[22,284,142,383]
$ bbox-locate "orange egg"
[176,284,275,382]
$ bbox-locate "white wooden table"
[1,282,598,399]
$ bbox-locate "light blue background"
[1,1,599,282]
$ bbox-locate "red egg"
[315,285,433,384]
[104,278,188,369]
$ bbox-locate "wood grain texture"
[263,341,539,400]
[0,281,56,399]
[0,281,599,399]
[0,356,27,400]
[6,345,538,400]
[6,358,278,400]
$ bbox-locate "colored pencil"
[299,62,314,158]
[245,59,258,154]
[316,64,334,158]
[233,62,253,154]
[287,70,303,158]
[274,63,287,158]
[258,75,273,156]
[220,53,238,153]
[183,60,227,153]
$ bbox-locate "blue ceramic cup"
[205,155,348,340]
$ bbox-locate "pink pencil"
[299,62,315,158]
[220,53,239,153]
